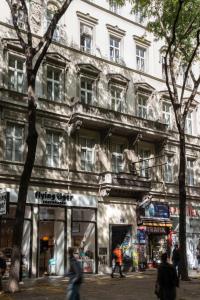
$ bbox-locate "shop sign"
[170,205,200,217]
[35,191,73,205]
[137,229,146,244]
[0,191,9,215]
[146,226,166,234]
[138,201,169,220]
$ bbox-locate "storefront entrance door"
[38,218,65,277]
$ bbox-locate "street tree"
[4,0,73,292]
[126,0,200,280]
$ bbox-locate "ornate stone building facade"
[0,0,200,277]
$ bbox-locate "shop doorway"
[110,225,132,268]
[148,234,168,266]
[38,207,65,277]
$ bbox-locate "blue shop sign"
[145,202,169,219]
[137,229,146,244]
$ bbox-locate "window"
[46,131,60,167]
[139,149,150,178]
[18,10,26,29]
[47,7,60,42]
[8,55,24,92]
[136,46,146,72]
[47,66,61,101]
[111,144,123,173]
[80,77,93,105]
[80,24,92,53]
[187,159,195,186]
[138,95,147,119]
[164,156,173,183]
[6,124,24,162]
[181,64,192,88]
[109,0,119,13]
[111,85,124,112]
[110,36,120,63]
[162,102,171,127]
[80,137,95,171]
[185,112,192,135]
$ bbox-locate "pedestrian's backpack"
[0,257,6,275]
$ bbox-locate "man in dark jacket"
[156,253,179,300]
[67,247,83,300]
[172,244,180,277]
[0,251,6,294]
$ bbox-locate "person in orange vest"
[111,244,125,278]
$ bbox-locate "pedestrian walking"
[155,252,179,300]
[111,244,125,278]
[66,247,83,300]
[0,251,6,294]
[172,244,180,277]
[196,239,200,272]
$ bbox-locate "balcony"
[70,101,169,141]
[99,171,151,197]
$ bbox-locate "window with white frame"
[80,137,95,171]
[164,156,173,183]
[111,143,123,173]
[185,111,192,135]
[46,6,60,42]
[5,123,24,162]
[80,23,93,53]
[47,66,61,101]
[187,159,195,186]
[46,131,60,167]
[162,102,171,127]
[8,55,24,92]
[80,77,93,105]
[139,149,150,178]
[110,36,120,63]
[138,94,147,119]
[109,0,119,13]
[136,45,146,72]
[111,85,124,112]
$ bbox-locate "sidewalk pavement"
[0,269,200,300]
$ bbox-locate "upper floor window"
[6,123,24,162]
[80,77,93,105]
[80,24,93,53]
[18,10,26,30]
[164,156,173,183]
[110,36,120,63]
[47,66,62,101]
[187,159,195,186]
[162,102,171,127]
[8,55,24,93]
[46,131,60,167]
[136,46,146,72]
[185,112,192,135]
[139,149,150,178]
[111,85,124,112]
[138,94,147,119]
[109,0,119,13]
[111,143,123,173]
[46,5,60,42]
[80,137,95,172]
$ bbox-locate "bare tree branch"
[5,0,26,51]
[33,0,73,62]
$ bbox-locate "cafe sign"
[0,191,9,215]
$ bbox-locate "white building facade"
[0,0,200,277]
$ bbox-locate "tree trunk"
[8,77,38,293]
[178,130,189,280]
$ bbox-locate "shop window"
[110,36,120,63]
[187,159,195,186]
[80,137,95,172]
[136,45,146,72]
[138,94,147,119]
[72,208,96,273]
[46,131,61,167]
[47,66,62,101]
[80,23,93,53]
[8,54,25,92]
[111,143,123,173]
[164,156,173,183]
[5,123,24,162]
